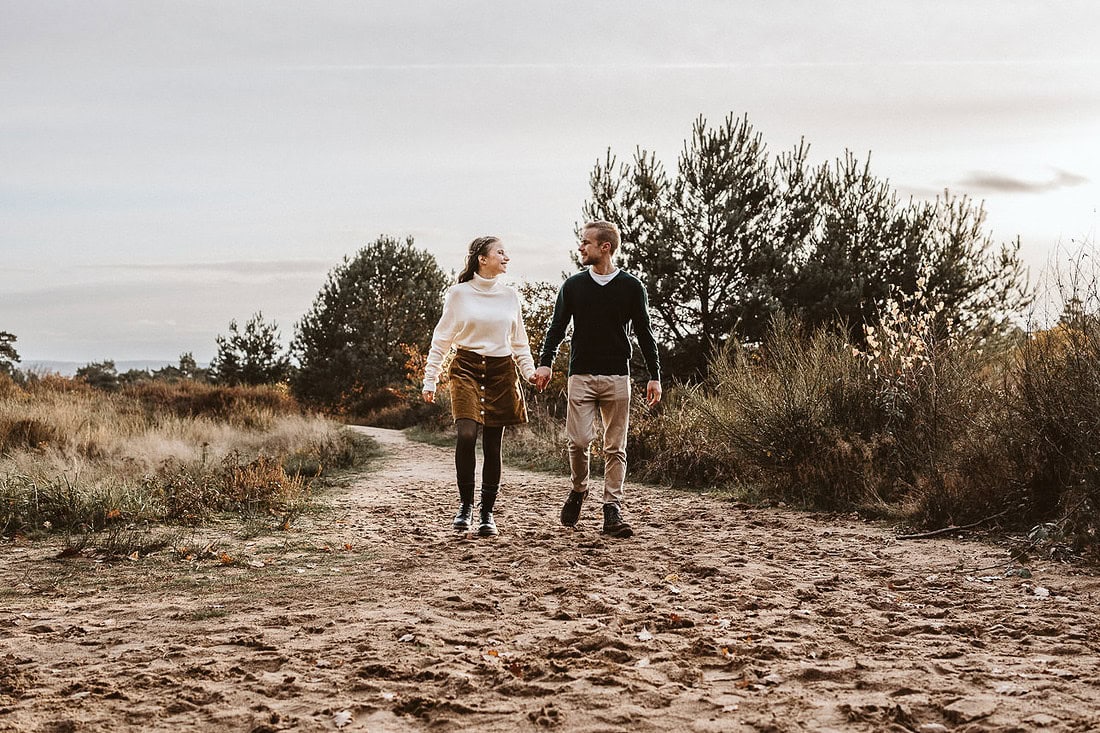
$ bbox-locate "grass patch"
[0,378,380,541]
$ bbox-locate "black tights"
[455,419,504,502]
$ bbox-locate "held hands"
[645,380,662,407]
[532,366,552,392]
[422,390,435,403]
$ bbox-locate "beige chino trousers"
[566,374,630,505]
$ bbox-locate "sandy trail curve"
[2,426,1099,732]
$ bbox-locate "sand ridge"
[2,426,1099,732]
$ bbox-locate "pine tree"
[0,331,19,377]
[291,235,448,411]
[210,313,291,386]
[583,113,1029,379]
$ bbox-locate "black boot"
[452,503,474,531]
[601,503,633,538]
[478,485,499,537]
[560,489,588,527]
[453,484,475,531]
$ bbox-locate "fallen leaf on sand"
[333,711,352,728]
[398,633,415,643]
[636,628,654,641]
[665,613,694,628]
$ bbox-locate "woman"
[423,236,536,537]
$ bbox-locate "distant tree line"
[72,354,210,391]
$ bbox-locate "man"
[533,220,662,538]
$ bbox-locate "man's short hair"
[584,220,621,255]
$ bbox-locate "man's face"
[578,228,606,265]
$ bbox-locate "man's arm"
[538,282,572,368]
[534,281,571,392]
[632,281,663,406]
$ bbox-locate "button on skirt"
[449,348,527,426]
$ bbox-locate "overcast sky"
[3,1,1098,363]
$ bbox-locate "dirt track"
[2,426,1099,732]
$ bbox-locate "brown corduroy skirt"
[449,348,527,426]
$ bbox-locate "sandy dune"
[2,426,1099,732]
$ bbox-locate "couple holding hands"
[421,221,662,540]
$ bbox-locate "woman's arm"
[423,287,460,392]
[511,295,536,382]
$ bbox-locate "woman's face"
[478,242,509,277]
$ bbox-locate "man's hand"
[422,390,435,403]
[533,366,552,392]
[645,380,662,407]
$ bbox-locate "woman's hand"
[422,390,435,403]
[532,366,552,391]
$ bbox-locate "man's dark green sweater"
[539,269,661,381]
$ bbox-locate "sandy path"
[2,426,1099,732]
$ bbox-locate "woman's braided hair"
[456,236,500,283]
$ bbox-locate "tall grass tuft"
[688,304,1007,517]
[1008,306,1100,548]
[691,320,886,509]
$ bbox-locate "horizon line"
[281,58,1100,72]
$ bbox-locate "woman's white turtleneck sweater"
[422,273,536,391]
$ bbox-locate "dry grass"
[0,376,377,540]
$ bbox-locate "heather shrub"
[0,373,18,400]
[690,320,884,509]
[358,396,446,430]
[627,387,740,489]
[123,380,298,428]
[687,294,1003,515]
